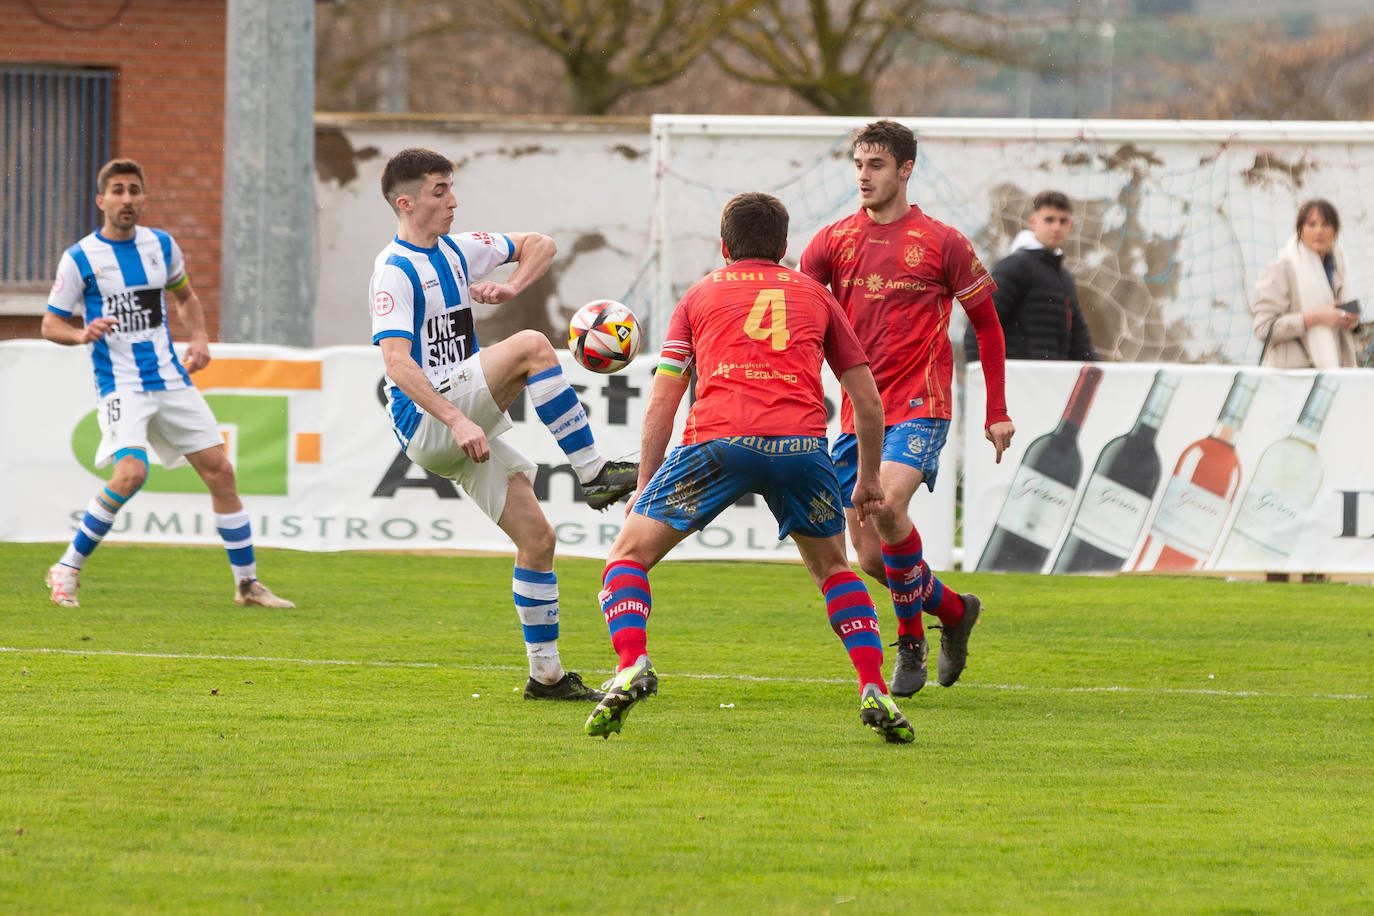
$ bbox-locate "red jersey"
[660,258,868,444]
[800,204,1000,432]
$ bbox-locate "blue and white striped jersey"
[369,232,514,441]
[47,227,192,397]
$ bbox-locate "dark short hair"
[852,119,916,166]
[721,192,788,263]
[97,158,145,194]
[1295,198,1340,235]
[381,147,453,211]
[1031,190,1072,213]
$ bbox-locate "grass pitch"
[2,542,1372,914]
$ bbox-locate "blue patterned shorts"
[831,417,950,507]
[634,435,845,540]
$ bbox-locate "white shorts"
[404,355,536,522]
[95,386,225,470]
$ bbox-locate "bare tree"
[489,0,755,115]
[1120,19,1374,121]
[712,0,1047,116]
[1198,21,1374,121]
[317,1,475,111]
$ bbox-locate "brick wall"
[0,0,227,340]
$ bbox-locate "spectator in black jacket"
[965,190,1097,363]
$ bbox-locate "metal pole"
[221,0,316,345]
[379,0,408,113]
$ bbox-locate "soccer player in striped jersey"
[586,191,914,744]
[41,159,292,610]
[800,120,1015,696]
[370,147,637,702]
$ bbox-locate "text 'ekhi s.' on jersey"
[369,231,515,441]
[47,227,193,397]
[799,205,995,431]
[660,259,869,444]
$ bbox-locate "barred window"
[1,66,113,303]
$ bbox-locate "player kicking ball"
[369,148,638,702]
[586,192,914,743]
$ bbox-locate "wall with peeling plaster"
[312,115,652,350]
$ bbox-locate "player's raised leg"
[480,330,637,510]
[496,474,604,702]
[186,445,293,608]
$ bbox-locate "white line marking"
[1,646,1367,701]
[1,645,441,669]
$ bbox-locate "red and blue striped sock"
[822,570,886,692]
[600,559,651,670]
[920,563,966,627]
[881,527,927,639]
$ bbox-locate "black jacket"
[965,240,1097,362]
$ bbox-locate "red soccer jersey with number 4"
[661,259,868,444]
[800,205,996,432]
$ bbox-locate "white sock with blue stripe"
[59,487,127,570]
[514,566,565,684]
[526,365,604,483]
[216,510,257,585]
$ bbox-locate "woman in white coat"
[1252,198,1361,368]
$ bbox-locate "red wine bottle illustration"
[977,365,1103,572]
[1053,369,1178,573]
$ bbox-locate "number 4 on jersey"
[743,289,790,350]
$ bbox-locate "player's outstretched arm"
[378,337,490,463]
[838,364,886,520]
[469,232,556,305]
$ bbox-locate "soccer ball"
[568,299,642,374]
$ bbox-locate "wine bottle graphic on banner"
[977,365,1103,572]
[1213,374,1340,570]
[1133,372,1260,571]
[1052,369,1178,573]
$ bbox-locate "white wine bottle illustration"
[1214,374,1339,570]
